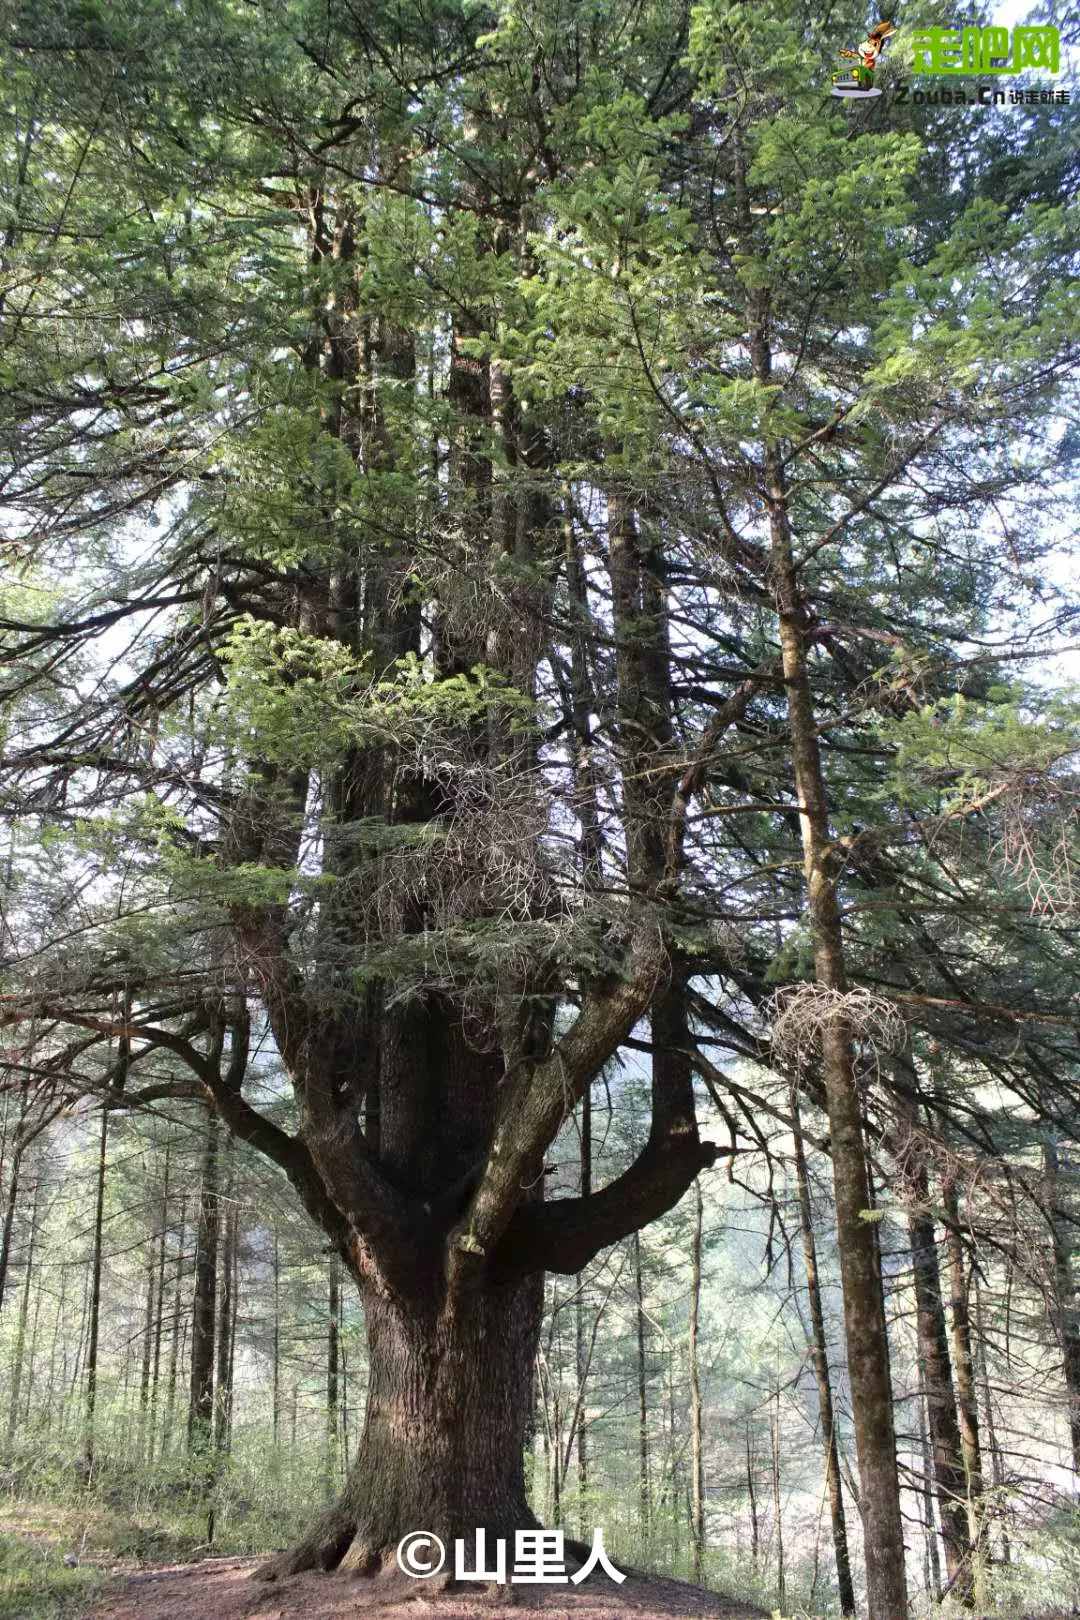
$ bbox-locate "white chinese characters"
[396,1527,626,1585]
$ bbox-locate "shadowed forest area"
[0,0,1078,1616]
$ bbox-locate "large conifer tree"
[2,1,1076,1611]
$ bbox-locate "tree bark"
[6,1176,38,1448]
[271,1227,281,1447]
[188,1109,219,1452]
[256,1276,542,1581]
[771,1363,785,1615]
[1042,1137,1080,1476]
[214,1134,236,1457]
[907,1199,973,1602]
[974,1278,1010,1564]
[633,1230,651,1535]
[918,1386,942,1602]
[689,1178,705,1583]
[575,1083,591,1532]
[138,1233,155,1456]
[84,1104,109,1468]
[163,1194,186,1457]
[745,1421,759,1572]
[148,1145,170,1463]
[942,1173,985,1581]
[0,1087,28,1316]
[791,1085,856,1616]
[327,1255,340,1487]
[765,477,908,1620]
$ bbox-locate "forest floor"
[75,1557,768,1620]
[0,1505,767,1620]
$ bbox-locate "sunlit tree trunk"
[1043,1137,1080,1475]
[792,1086,856,1615]
[689,1178,705,1583]
[634,1230,651,1535]
[188,1110,218,1451]
[748,230,908,1613]
[84,1106,109,1469]
[7,1176,38,1447]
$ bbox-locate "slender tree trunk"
[214,1135,235,1457]
[0,1088,29,1315]
[575,1083,591,1532]
[148,1146,170,1463]
[23,1251,44,1431]
[45,1264,67,1438]
[550,1304,565,1527]
[908,1197,973,1602]
[340,1333,350,1483]
[633,1230,650,1535]
[765,494,908,1619]
[745,1421,759,1572]
[7,1177,39,1448]
[1043,1137,1080,1475]
[71,1263,90,1400]
[792,1086,856,1615]
[689,1178,705,1583]
[188,1110,218,1452]
[771,1363,785,1615]
[974,1279,1010,1564]
[743,186,907,1610]
[138,1235,155,1456]
[84,1105,109,1468]
[163,1194,186,1457]
[271,1228,281,1447]
[327,1255,340,1488]
[227,1211,239,1449]
[942,1174,984,1581]
[919,1386,945,1600]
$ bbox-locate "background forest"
[4,1068,1080,1618]
[1,0,1079,1616]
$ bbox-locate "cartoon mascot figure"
[839,18,897,89]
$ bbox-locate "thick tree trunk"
[257,1275,543,1582]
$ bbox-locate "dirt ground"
[78,1556,767,1620]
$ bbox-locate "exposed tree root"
[252,1499,357,1580]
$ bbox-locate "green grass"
[0,1531,106,1620]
